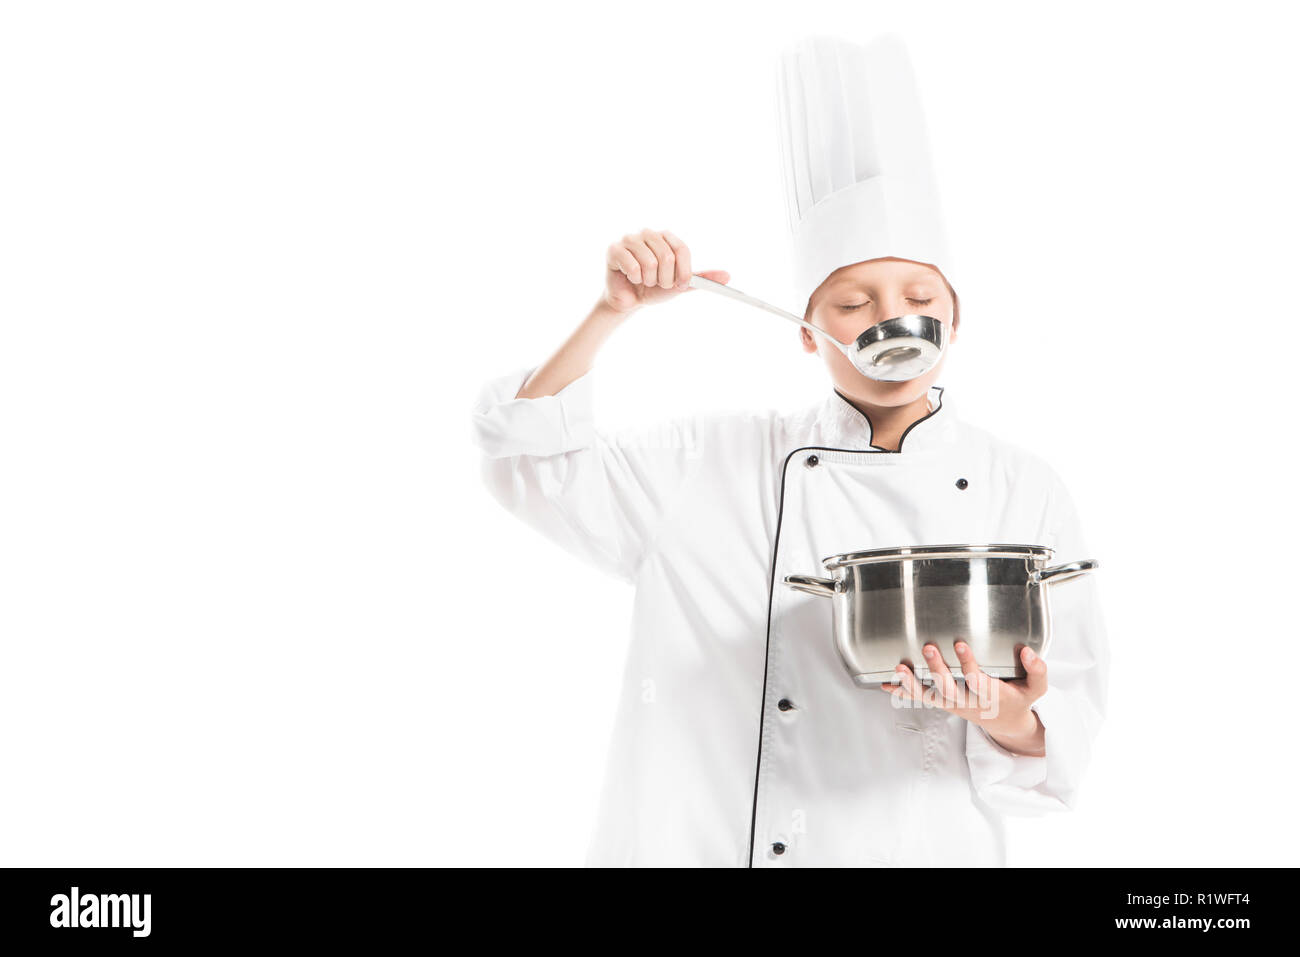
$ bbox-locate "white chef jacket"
[471,366,1109,867]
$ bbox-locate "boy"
[470,36,1108,867]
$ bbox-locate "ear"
[800,328,818,353]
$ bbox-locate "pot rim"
[822,543,1055,570]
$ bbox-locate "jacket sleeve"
[964,465,1111,815]
[470,365,704,584]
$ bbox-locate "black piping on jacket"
[746,386,947,866]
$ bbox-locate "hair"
[943,276,961,329]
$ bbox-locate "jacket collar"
[818,383,957,452]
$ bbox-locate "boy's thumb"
[689,269,731,287]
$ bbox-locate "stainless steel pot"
[783,544,1098,686]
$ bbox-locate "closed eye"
[839,297,934,311]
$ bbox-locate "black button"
[956,477,969,490]
[777,698,793,712]
[772,842,787,855]
[805,454,820,468]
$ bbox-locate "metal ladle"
[688,274,946,382]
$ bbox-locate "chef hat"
[776,33,957,313]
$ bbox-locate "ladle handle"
[688,274,840,346]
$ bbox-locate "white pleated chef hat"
[776,33,957,313]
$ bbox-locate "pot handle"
[783,574,841,598]
[1033,559,1099,585]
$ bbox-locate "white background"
[2,0,1296,866]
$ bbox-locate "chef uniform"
[470,34,1109,867]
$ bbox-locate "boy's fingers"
[1021,646,1049,700]
[608,245,641,282]
[922,643,960,706]
[954,640,990,711]
[624,237,658,286]
[642,230,675,288]
[897,664,925,701]
[953,640,979,680]
[970,672,999,721]
[661,230,692,288]
[882,665,915,699]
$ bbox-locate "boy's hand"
[603,228,730,315]
[878,641,1048,756]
